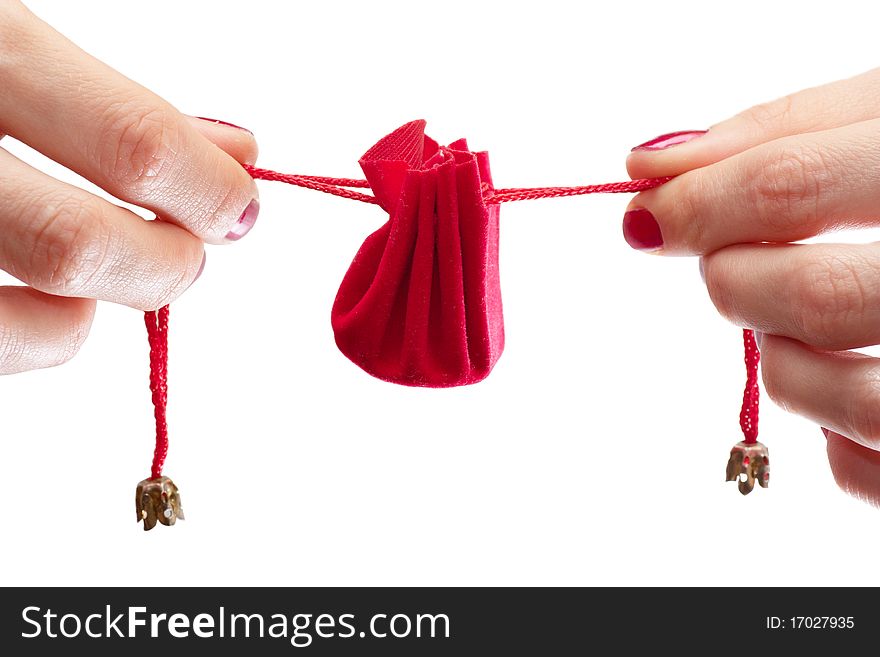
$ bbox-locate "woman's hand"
[0,0,259,374]
[625,67,880,505]
[623,69,880,504]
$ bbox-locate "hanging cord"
[739,328,760,445]
[144,305,169,479]
[725,328,766,495]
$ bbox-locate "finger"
[0,3,259,243]
[0,286,95,374]
[0,147,205,311]
[186,116,259,166]
[758,334,880,451]
[826,431,880,508]
[627,67,880,179]
[702,242,880,351]
[622,119,880,255]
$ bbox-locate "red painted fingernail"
[632,130,707,152]
[821,427,830,439]
[225,198,260,242]
[623,208,663,251]
[195,116,253,135]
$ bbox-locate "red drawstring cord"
[144,305,169,479]
[740,328,760,445]
[242,166,378,204]
[488,178,674,202]
[142,166,760,483]
[242,163,673,203]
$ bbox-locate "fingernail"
[821,427,830,439]
[631,130,707,152]
[698,257,705,283]
[622,208,663,251]
[754,331,763,350]
[225,199,260,242]
[195,116,253,135]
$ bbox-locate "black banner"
[0,587,874,654]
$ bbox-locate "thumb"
[625,67,880,180]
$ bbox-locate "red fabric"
[243,123,670,389]
[331,120,504,387]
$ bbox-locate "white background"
[2,0,879,586]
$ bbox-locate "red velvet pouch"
[331,120,504,387]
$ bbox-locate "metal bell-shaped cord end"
[725,441,770,495]
[136,476,185,531]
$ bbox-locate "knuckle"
[739,94,797,133]
[747,144,834,234]
[26,197,116,296]
[790,253,868,345]
[96,101,182,193]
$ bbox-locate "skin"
[626,67,880,506]
[0,0,259,374]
